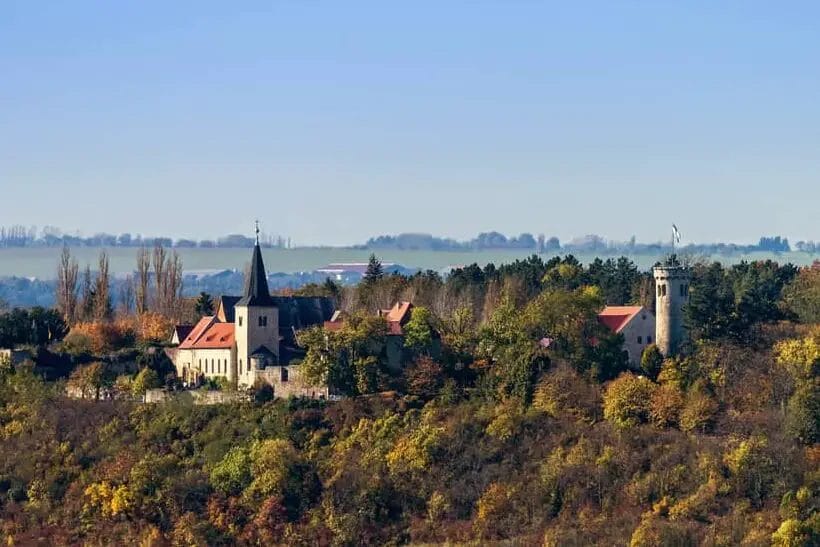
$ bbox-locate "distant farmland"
[0,247,816,279]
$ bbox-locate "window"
[239,359,243,373]
[259,316,267,327]
[657,285,661,297]
[247,359,251,372]
[238,316,243,327]
[637,336,643,344]
[280,368,289,382]
[661,284,667,297]
[680,284,685,297]
[198,359,201,369]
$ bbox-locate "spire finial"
[254,219,260,246]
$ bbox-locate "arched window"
[661,284,667,297]
[281,368,289,382]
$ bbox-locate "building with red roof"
[597,305,656,365]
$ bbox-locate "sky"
[1,1,819,246]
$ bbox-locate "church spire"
[237,227,274,307]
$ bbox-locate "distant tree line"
[0,225,291,249]
[362,232,815,255]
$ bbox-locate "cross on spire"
[254,219,260,246]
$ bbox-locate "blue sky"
[1,1,818,245]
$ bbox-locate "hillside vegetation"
[0,256,818,546]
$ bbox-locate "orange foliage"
[68,321,135,354]
[136,312,174,343]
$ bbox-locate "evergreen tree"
[363,253,384,283]
[195,292,215,317]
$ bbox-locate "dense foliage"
[0,257,817,545]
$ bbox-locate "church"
[172,240,333,398]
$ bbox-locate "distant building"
[325,300,440,371]
[171,241,334,397]
[598,306,656,365]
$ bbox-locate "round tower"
[653,264,690,357]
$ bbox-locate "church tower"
[234,239,279,386]
[653,261,690,357]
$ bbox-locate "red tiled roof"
[191,323,235,349]
[382,301,413,324]
[178,316,216,349]
[178,316,235,349]
[597,306,644,333]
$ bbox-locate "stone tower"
[234,242,279,387]
[653,263,690,357]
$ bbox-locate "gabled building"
[597,305,656,365]
[172,241,333,398]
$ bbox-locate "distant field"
[0,247,816,279]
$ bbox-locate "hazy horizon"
[3,2,819,245]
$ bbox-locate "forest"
[0,253,818,546]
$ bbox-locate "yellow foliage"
[774,335,820,381]
[485,400,523,442]
[771,518,810,547]
[386,421,443,475]
[84,481,132,517]
[475,482,514,530]
[603,373,657,428]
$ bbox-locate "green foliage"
[0,307,67,347]
[210,446,252,495]
[194,291,214,317]
[403,306,434,351]
[782,266,820,324]
[785,380,820,444]
[131,367,160,397]
[363,253,384,283]
[640,344,664,380]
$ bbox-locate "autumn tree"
[602,373,657,428]
[67,362,105,400]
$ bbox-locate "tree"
[93,250,112,320]
[785,380,820,444]
[602,373,657,428]
[131,367,160,398]
[403,306,434,352]
[363,253,384,284]
[640,344,664,381]
[782,266,820,324]
[67,362,105,400]
[135,247,151,315]
[55,246,78,323]
[195,292,215,317]
[79,264,95,321]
